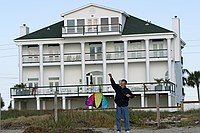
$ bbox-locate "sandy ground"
[0,130,24,133]
[1,127,200,133]
[94,127,200,133]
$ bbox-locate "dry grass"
[1,109,200,131]
[1,115,50,129]
[1,110,116,130]
[23,126,101,133]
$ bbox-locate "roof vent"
[145,20,150,26]
[47,27,50,31]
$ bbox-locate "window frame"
[67,19,75,33]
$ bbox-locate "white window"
[101,18,109,32]
[152,42,164,57]
[46,44,60,62]
[111,17,119,31]
[49,77,59,86]
[87,18,98,32]
[130,42,145,58]
[90,45,102,60]
[114,42,124,59]
[67,19,75,33]
[77,19,85,33]
[28,45,39,55]
[27,45,39,63]
[28,78,39,87]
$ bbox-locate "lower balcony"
[10,82,175,97]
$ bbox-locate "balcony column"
[144,96,148,107]
[42,100,46,110]
[36,96,40,110]
[62,96,66,110]
[11,98,15,110]
[145,39,150,82]
[18,45,23,83]
[168,93,172,107]
[67,99,71,109]
[60,43,64,86]
[81,42,86,85]
[167,38,172,80]
[18,101,21,110]
[141,93,145,107]
[102,41,107,89]
[39,44,44,86]
[171,60,175,82]
[123,40,128,80]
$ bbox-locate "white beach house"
[11,3,185,110]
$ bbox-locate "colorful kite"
[85,92,108,108]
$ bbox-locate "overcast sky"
[0,0,200,109]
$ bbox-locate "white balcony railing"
[22,49,168,64]
[106,51,124,60]
[128,50,146,59]
[43,54,60,63]
[10,82,176,96]
[62,24,122,36]
[22,55,39,63]
[149,49,168,58]
[64,53,81,62]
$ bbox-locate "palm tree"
[182,69,190,86]
[186,71,200,102]
[14,83,26,88]
[182,69,190,96]
[1,97,5,108]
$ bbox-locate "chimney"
[20,24,29,36]
[172,16,180,38]
[172,16,181,61]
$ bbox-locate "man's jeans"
[116,106,130,131]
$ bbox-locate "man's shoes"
[125,131,130,133]
[117,131,121,133]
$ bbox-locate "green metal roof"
[15,15,172,40]
[15,21,64,40]
[122,15,172,35]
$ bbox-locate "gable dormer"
[61,3,128,37]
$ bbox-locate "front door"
[49,77,59,93]
[86,74,103,85]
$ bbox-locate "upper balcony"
[62,24,122,37]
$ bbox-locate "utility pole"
[54,87,58,123]
[0,93,1,131]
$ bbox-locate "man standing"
[108,73,133,133]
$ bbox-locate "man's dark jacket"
[110,78,133,107]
